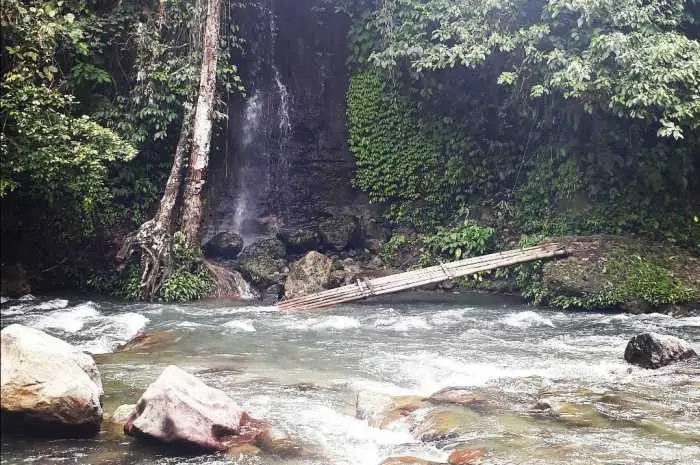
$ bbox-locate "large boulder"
[318,215,360,250]
[203,232,244,259]
[624,333,697,369]
[124,365,294,454]
[284,251,333,299]
[124,365,247,450]
[0,324,103,436]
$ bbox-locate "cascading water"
[210,0,293,244]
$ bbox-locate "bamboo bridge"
[279,242,568,311]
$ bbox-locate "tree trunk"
[116,108,192,297]
[180,0,221,245]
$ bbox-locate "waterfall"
[214,0,293,244]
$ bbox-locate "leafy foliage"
[422,223,495,261]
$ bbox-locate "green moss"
[551,256,694,310]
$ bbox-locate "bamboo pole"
[278,243,567,311]
[279,245,551,308]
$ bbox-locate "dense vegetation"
[338,0,700,308]
[1,0,698,308]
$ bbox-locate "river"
[1,293,699,464]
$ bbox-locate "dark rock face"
[262,284,285,304]
[205,0,368,240]
[203,232,244,259]
[277,228,320,254]
[0,263,31,297]
[624,333,697,369]
[239,238,287,261]
[318,215,360,251]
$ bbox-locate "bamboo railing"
[278,243,568,311]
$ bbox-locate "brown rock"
[410,408,480,442]
[448,448,484,465]
[427,387,488,409]
[119,331,176,352]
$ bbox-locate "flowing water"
[1,293,699,465]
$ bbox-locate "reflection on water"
[1,293,699,465]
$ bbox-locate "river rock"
[410,408,481,442]
[318,215,360,250]
[623,332,697,369]
[277,228,321,254]
[427,387,488,410]
[124,365,246,450]
[203,232,244,259]
[448,448,485,465]
[0,324,103,436]
[119,331,176,352]
[284,251,333,299]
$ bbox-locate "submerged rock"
[448,448,485,465]
[427,387,488,410]
[284,251,333,299]
[118,331,176,352]
[410,408,481,442]
[110,404,136,425]
[624,332,697,369]
[124,365,246,450]
[1,324,103,436]
[203,232,244,259]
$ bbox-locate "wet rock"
[203,232,244,259]
[318,215,360,250]
[257,425,302,457]
[240,238,287,261]
[556,402,609,428]
[410,408,481,442]
[427,388,488,410]
[624,332,697,369]
[277,228,321,254]
[448,448,485,465]
[1,324,103,436]
[118,331,176,352]
[377,396,430,429]
[262,284,285,304]
[124,365,247,450]
[110,404,136,425]
[379,457,443,465]
[284,251,333,299]
[226,444,261,457]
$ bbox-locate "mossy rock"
[539,235,699,312]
